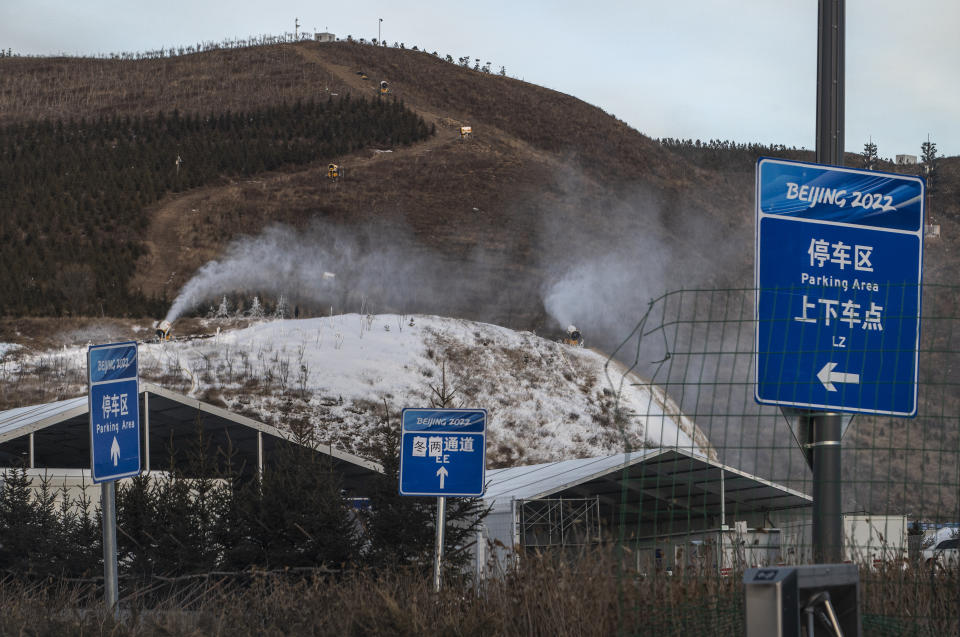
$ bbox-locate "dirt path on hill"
[130,45,575,304]
[131,50,463,301]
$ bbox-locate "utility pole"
[811,0,845,564]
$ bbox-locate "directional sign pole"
[433,496,446,593]
[88,341,141,615]
[101,481,119,615]
[398,408,485,592]
[813,0,845,564]
[809,413,843,562]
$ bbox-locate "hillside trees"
[658,137,804,170]
[0,96,432,317]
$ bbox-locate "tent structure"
[0,382,381,493]
[477,447,812,572]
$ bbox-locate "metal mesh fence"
[601,285,960,634]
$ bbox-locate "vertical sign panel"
[755,158,924,416]
[88,342,141,482]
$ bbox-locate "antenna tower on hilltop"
[295,18,300,39]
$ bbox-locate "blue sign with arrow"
[755,158,925,416]
[88,342,141,482]
[399,408,486,497]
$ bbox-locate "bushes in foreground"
[0,549,956,636]
[0,417,486,584]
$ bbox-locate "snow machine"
[155,320,173,341]
[562,325,583,347]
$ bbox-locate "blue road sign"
[755,158,924,416]
[399,408,486,497]
[88,342,141,482]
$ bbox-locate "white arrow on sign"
[110,436,121,466]
[436,466,448,489]
[817,362,860,392]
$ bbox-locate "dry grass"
[0,549,955,636]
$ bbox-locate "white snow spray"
[164,222,445,323]
[537,183,739,357]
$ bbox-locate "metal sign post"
[399,408,487,591]
[433,496,446,593]
[88,341,141,614]
[101,481,118,612]
[815,0,845,566]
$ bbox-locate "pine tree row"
[0,421,484,582]
[0,97,433,317]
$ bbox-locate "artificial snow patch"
[6,315,714,466]
[0,343,19,358]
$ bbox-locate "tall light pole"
[811,0,845,565]
[378,18,382,46]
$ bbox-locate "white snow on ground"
[0,343,18,358]
[4,315,713,465]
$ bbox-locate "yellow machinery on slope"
[328,163,340,180]
[380,80,389,96]
[154,320,173,341]
[561,325,583,347]
[460,125,473,140]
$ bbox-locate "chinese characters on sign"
[807,238,873,271]
[101,393,130,419]
[411,435,477,457]
[795,237,884,330]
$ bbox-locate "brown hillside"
[2,40,956,332]
[0,42,751,335]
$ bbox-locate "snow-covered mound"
[5,315,714,466]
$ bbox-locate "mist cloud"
[165,221,456,322]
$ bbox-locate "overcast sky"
[1,1,956,157]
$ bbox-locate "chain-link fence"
[598,284,959,634]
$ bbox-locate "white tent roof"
[0,383,381,492]
[484,447,811,517]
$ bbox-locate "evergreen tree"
[921,135,938,191]
[215,296,231,318]
[57,482,100,577]
[220,441,362,570]
[0,467,40,575]
[116,474,159,579]
[248,296,265,319]
[0,469,97,579]
[362,397,488,574]
[274,295,289,319]
[861,137,878,170]
[0,96,431,317]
